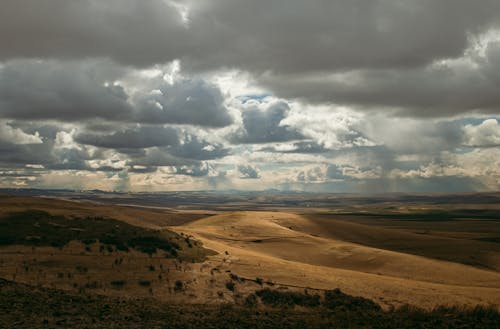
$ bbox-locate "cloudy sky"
[0,0,499,192]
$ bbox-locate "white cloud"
[0,120,42,144]
[463,118,500,147]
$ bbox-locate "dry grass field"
[0,192,499,327]
[173,211,500,310]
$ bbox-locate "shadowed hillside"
[1,279,499,329]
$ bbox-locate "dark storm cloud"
[0,60,232,126]
[0,0,187,67]
[135,79,233,127]
[0,60,133,121]
[1,0,499,192]
[8,122,65,140]
[1,1,500,118]
[169,135,229,160]
[3,0,499,72]
[75,126,179,149]
[182,0,500,73]
[260,55,500,116]
[231,102,304,144]
[0,139,94,171]
[0,142,52,168]
[237,165,260,179]
[128,147,198,168]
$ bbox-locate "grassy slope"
[301,210,500,271]
[175,211,500,309]
[1,278,499,329]
[0,210,212,260]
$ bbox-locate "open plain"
[0,190,499,327]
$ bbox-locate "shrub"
[255,289,321,307]
[174,280,184,292]
[244,294,258,307]
[225,281,235,292]
[324,288,380,311]
[110,280,126,288]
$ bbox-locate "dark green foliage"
[0,210,196,259]
[255,289,321,308]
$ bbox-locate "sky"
[0,0,499,193]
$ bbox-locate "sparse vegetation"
[324,288,380,311]
[1,279,499,328]
[254,288,321,308]
[1,194,499,328]
[0,210,211,261]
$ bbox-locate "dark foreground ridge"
[0,210,213,261]
[1,279,498,329]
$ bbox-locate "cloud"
[2,0,499,73]
[135,78,233,127]
[282,107,374,150]
[231,101,303,143]
[175,163,211,177]
[1,1,499,193]
[128,147,196,167]
[0,60,133,121]
[0,0,187,66]
[169,134,229,160]
[75,126,179,149]
[260,49,500,117]
[238,164,260,179]
[0,60,233,127]
[0,121,42,145]
[326,165,345,180]
[297,166,326,183]
[2,1,500,118]
[358,116,463,155]
[183,0,500,74]
[260,141,329,154]
[463,119,500,147]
